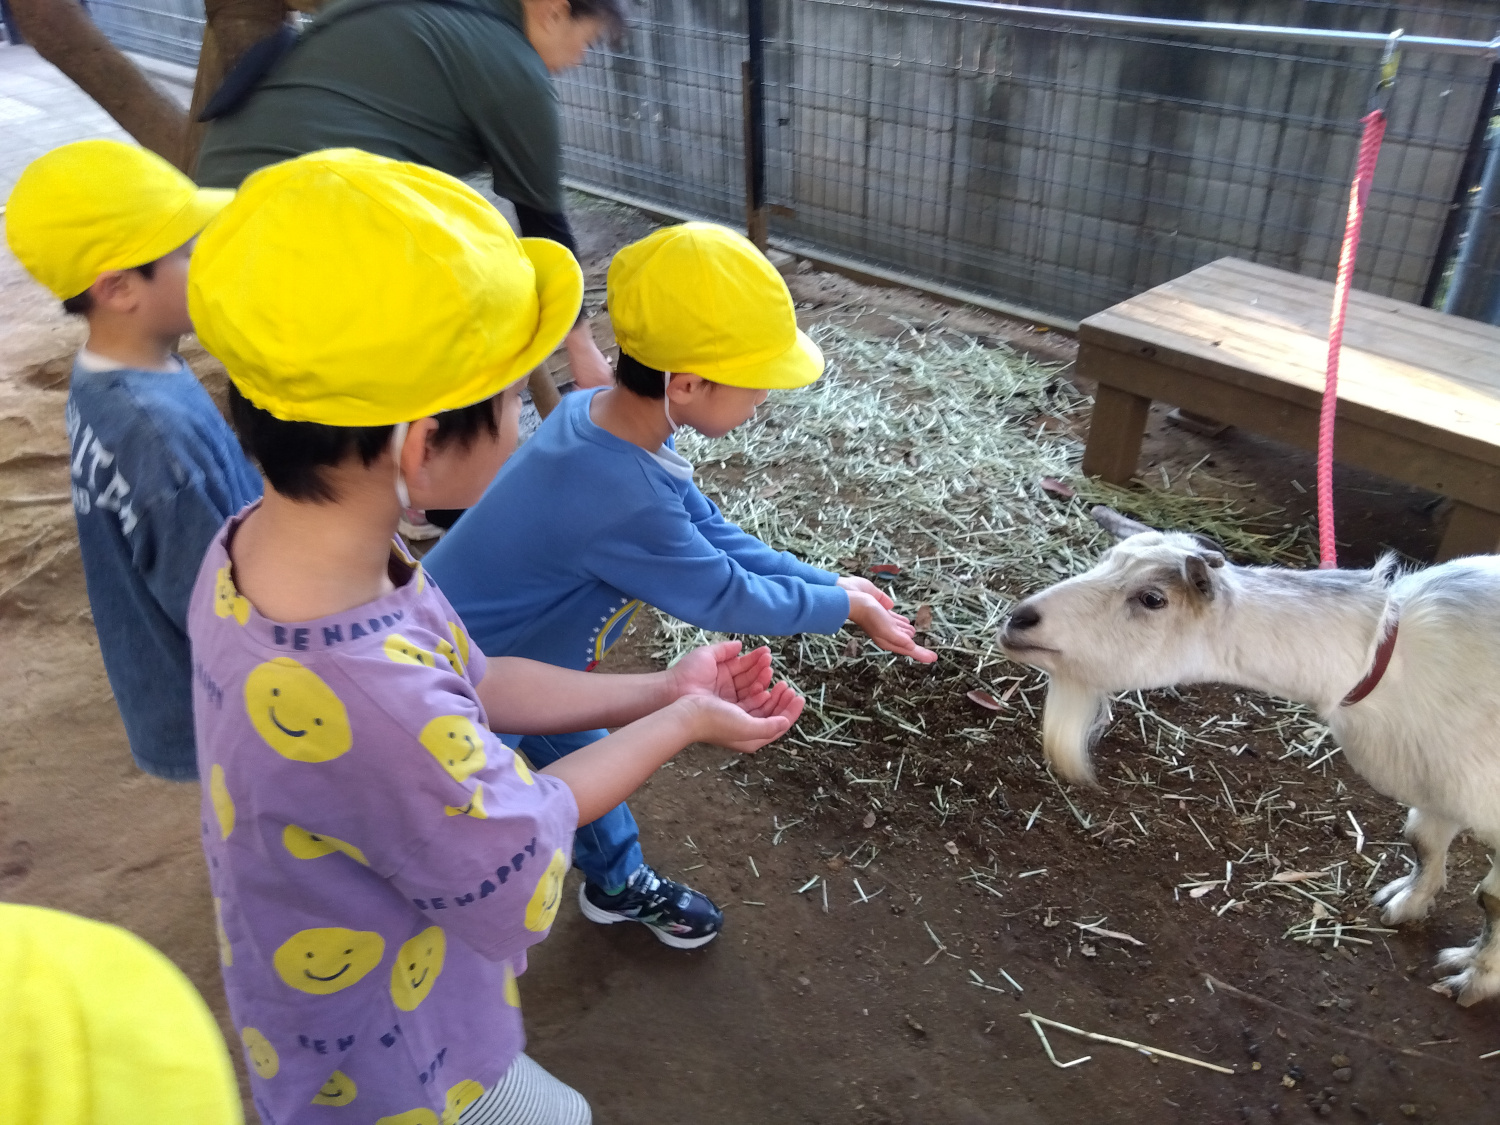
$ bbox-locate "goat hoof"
[1436,944,1478,971]
[1435,966,1500,1007]
[1373,877,1434,924]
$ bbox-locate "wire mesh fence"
[560,0,1499,324]
[85,0,204,67]
[77,0,1500,323]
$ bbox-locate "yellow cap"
[189,149,583,426]
[0,904,243,1125]
[4,139,232,300]
[608,222,823,390]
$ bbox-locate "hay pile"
[653,317,1320,845]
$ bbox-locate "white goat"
[998,506,1500,1005]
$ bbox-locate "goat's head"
[997,506,1229,784]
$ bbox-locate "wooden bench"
[1078,257,1500,560]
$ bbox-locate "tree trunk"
[8,0,190,168]
[183,0,289,174]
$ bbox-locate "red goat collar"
[1342,619,1399,707]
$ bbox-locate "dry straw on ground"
[644,316,1410,948]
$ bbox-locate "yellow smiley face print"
[444,786,487,819]
[511,749,534,785]
[419,715,486,783]
[503,961,520,1008]
[209,763,235,839]
[242,1027,279,1079]
[376,1111,439,1125]
[283,824,369,866]
[272,927,385,996]
[390,925,445,1011]
[383,633,437,668]
[214,564,251,626]
[447,622,470,673]
[311,1069,358,1106]
[524,849,569,933]
[442,1080,485,1125]
[245,658,352,763]
[214,897,232,967]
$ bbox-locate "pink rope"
[1318,108,1388,569]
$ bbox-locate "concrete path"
[0,42,192,200]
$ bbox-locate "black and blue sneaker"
[578,864,723,949]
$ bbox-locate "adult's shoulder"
[401,0,545,70]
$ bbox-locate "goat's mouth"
[996,633,1057,657]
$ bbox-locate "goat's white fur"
[1000,521,1500,1005]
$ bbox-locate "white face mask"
[662,370,679,435]
[391,421,412,509]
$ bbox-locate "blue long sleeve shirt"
[66,353,263,779]
[425,388,848,668]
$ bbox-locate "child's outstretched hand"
[669,641,805,752]
[838,577,937,663]
[681,684,805,753]
[669,640,774,708]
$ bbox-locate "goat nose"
[1007,604,1041,631]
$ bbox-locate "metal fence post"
[742,0,768,249]
[1442,111,1500,324]
[1421,57,1500,308]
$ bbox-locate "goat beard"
[1041,676,1111,787]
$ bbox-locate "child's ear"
[399,417,442,478]
[666,372,705,401]
[90,270,138,311]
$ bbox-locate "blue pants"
[515,729,643,892]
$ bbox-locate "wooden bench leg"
[1082,384,1152,485]
[1437,502,1500,561]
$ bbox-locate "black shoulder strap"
[198,0,520,123]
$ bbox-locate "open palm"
[670,641,775,708]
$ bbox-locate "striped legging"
[458,1053,591,1125]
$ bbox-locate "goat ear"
[1091,505,1154,541]
[1182,554,1219,601]
[1189,533,1226,562]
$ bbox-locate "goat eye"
[1138,590,1167,610]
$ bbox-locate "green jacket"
[194,0,562,214]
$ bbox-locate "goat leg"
[1372,807,1459,924]
[1434,855,1500,1007]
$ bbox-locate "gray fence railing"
[86,0,204,67]
[83,0,1500,325]
[557,0,1500,325]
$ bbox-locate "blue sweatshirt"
[66,352,263,779]
[425,388,848,668]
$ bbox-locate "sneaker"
[398,508,445,542]
[578,864,723,949]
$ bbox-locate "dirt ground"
[3,196,1498,1124]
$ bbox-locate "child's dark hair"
[228,383,500,502]
[614,351,667,399]
[61,261,156,316]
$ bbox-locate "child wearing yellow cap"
[4,140,262,780]
[425,222,935,949]
[184,150,803,1125]
[0,903,243,1125]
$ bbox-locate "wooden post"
[527,362,562,421]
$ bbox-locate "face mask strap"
[391,421,412,509]
[662,370,679,435]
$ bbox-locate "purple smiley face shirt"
[188,508,577,1124]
